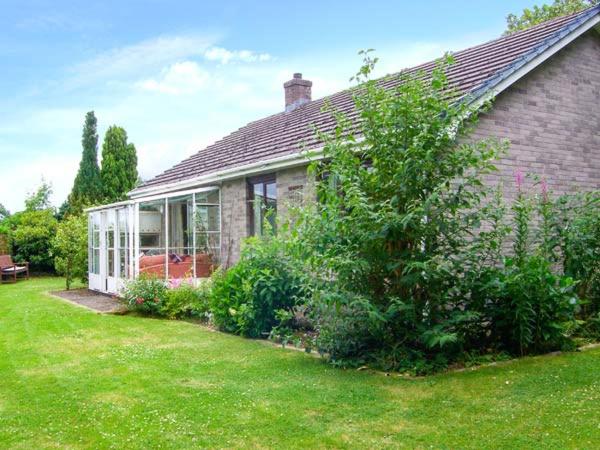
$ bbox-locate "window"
[139,200,166,278]
[168,194,194,280]
[248,175,277,236]
[90,214,100,275]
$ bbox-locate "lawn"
[1,278,599,449]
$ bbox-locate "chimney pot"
[284,73,312,112]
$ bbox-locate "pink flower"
[514,169,525,191]
[169,278,182,289]
[135,297,144,305]
[541,178,548,201]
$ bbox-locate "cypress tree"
[100,126,139,202]
[68,111,102,213]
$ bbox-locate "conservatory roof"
[133,5,600,195]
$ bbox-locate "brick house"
[87,7,600,294]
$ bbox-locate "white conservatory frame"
[87,186,221,295]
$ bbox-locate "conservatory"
[87,186,221,294]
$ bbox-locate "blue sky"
[0,0,542,212]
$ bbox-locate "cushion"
[2,266,26,273]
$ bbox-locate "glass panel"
[90,214,101,275]
[196,205,220,232]
[195,190,220,204]
[167,195,194,280]
[107,221,115,277]
[139,200,166,278]
[265,181,277,232]
[118,209,129,279]
[195,189,220,276]
[250,179,277,236]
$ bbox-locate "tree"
[25,180,53,211]
[8,209,58,272]
[53,214,88,289]
[67,111,102,214]
[100,126,138,202]
[505,0,596,34]
[0,203,9,221]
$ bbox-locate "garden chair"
[0,255,29,283]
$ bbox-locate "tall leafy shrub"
[53,214,88,289]
[290,54,506,370]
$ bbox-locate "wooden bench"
[0,255,29,283]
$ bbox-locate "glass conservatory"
[87,186,221,294]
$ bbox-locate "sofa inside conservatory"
[87,186,221,294]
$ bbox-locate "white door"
[88,212,102,291]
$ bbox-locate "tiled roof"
[140,6,600,190]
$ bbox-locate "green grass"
[1,278,599,449]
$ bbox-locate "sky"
[0,0,544,213]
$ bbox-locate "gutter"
[128,146,327,198]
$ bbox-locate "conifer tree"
[68,111,102,213]
[100,126,138,202]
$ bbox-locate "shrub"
[53,214,88,289]
[5,209,58,272]
[311,290,381,366]
[210,236,308,338]
[486,256,578,355]
[122,274,168,315]
[161,279,211,320]
[554,191,600,316]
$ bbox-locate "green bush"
[486,256,578,355]
[53,214,88,289]
[6,209,58,272]
[122,274,168,315]
[210,236,308,338]
[161,280,211,320]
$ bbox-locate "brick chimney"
[284,73,312,112]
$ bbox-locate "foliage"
[122,274,168,315]
[67,111,103,214]
[210,235,309,338]
[0,233,8,255]
[52,214,88,290]
[100,126,139,202]
[24,180,53,212]
[553,191,600,315]
[505,0,596,34]
[485,256,578,355]
[4,209,58,271]
[0,203,9,221]
[161,279,211,320]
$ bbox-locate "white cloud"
[65,34,218,88]
[204,47,272,64]
[136,61,210,95]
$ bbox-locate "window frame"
[247,174,277,236]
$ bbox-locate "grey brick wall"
[471,30,600,200]
[219,30,600,266]
[220,177,248,267]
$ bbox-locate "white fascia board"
[132,185,220,204]
[85,200,134,213]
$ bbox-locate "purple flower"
[540,178,548,201]
[514,169,524,191]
